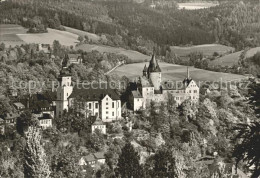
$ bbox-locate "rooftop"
[131,90,143,98]
[93,152,105,160]
[84,154,96,162]
[92,117,105,126]
[69,83,120,101]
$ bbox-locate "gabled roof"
[131,90,143,98]
[93,152,105,160]
[143,65,147,72]
[69,83,120,101]
[13,102,25,108]
[84,154,96,162]
[92,117,105,126]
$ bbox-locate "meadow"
[178,2,219,10]
[209,51,243,67]
[0,24,26,46]
[76,44,150,62]
[63,26,101,43]
[110,62,246,82]
[171,44,234,57]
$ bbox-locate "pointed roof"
[148,54,161,73]
[143,64,147,72]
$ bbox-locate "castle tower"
[147,54,161,90]
[56,68,73,118]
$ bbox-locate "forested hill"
[0,0,260,52]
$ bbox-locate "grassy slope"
[171,44,234,57]
[76,44,150,62]
[110,62,246,82]
[0,24,26,46]
[209,51,242,67]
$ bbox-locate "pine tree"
[24,127,51,178]
[117,142,143,178]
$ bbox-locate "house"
[91,117,106,134]
[13,102,25,111]
[62,54,83,67]
[131,54,199,109]
[37,44,51,54]
[93,152,105,164]
[38,113,53,130]
[4,113,18,125]
[129,90,144,111]
[79,152,106,169]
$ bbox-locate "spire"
[187,67,190,79]
[143,64,147,72]
[148,53,161,73]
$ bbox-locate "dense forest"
[1,0,259,55]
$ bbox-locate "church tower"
[143,65,148,77]
[56,67,73,118]
[147,54,161,90]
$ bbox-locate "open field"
[245,47,260,58]
[110,62,246,82]
[17,28,79,46]
[0,24,26,46]
[0,24,79,47]
[171,44,234,57]
[178,2,219,10]
[76,44,150,62]
[64,26,101,43]
[209,51,243,67]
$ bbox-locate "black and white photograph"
[0,0,259,177]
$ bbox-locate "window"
[106,116,108,119]
[95,103,98,109]
[106,102,108,105]
[189,90,192,93]
[112,112,114,116]
[89,103,92,109]
[147,88,148,91]
[106,98,108,101]
[137,99,139,101]
[112,102,114,108]
[106,111,109,114]
[106,107,108,109]
[194,90,197,93]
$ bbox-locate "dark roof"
[131,90,143,98]
[148,54,161,73]
[183,78,193,86]
[93,152,105,159]
[19,92,55,112]
[69,83,120,101]
[143,65,147,72]
[59,68,71,77]
[38,113,53,120]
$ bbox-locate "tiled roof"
[148,54,161,73]
[131,90,143,98]
[69,84,120,101]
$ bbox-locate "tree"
[233,82,260,177]
[0,43,5,51]
[24,127,51,178]
[117,142,143,178]
[16,110,39,135]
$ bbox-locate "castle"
[130,54,199,111]
[56,68,121,122]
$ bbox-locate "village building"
[91,117,106,134]
[78,152,105,169]
[56,68,122,122]
[130,54,199,110]
[38,113,53,130]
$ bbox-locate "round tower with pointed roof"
[147,54,162,90]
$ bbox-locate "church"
[130,54,199,111]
